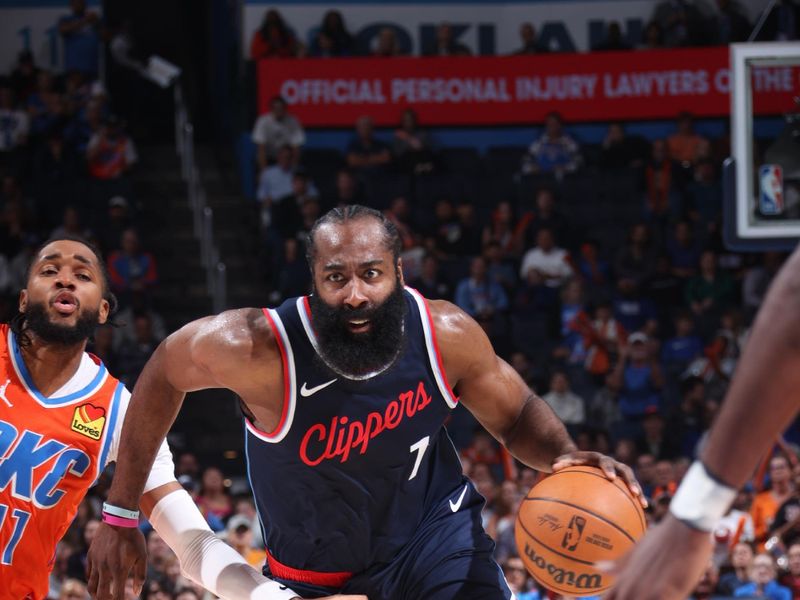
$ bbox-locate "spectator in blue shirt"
[608,332,664,419]
[613,280,658,334]
[666,220,701,280]
[523,111,581,176]
[554,279,587,367]
[718,542,754,596]
[455,256,508,324]
[346,115,392,175]
[257,144,316,231]
[483,241,516,295]
[661,309,704,371]
[58,0,101,77]
[501,557,541,599]
[735,553,792,600]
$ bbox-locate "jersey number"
[408,436,430,480]
[0,503,30,565]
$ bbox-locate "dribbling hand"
[552,450,648,508]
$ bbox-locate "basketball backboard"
[725,42,800,251]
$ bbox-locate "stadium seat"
[363,172,412,209]
[440,147,482,176]
[485,146,527,177]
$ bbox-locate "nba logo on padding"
[561,515,586,551]
[759,164,784,216]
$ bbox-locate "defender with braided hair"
[0,237,296,600]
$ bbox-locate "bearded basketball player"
[89,205,644,600]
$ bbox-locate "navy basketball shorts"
[264,480,514,600]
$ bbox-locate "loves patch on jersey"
[71,403,106,440]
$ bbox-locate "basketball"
[514,465,647,597]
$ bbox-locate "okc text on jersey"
[0,421,90,509]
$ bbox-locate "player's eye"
[76,273,92,281]
[364,269,380,279]
[41,267,57,276]
[327,273,344,283]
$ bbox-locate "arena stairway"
[131,143,251,470]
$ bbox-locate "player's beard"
[23,299,99,346]
[309,278,406,379]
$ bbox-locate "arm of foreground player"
[432,301,643,503]
[86,310,279,599]
[88,482,306,600]
[606,246,800,600]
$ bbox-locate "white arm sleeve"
[149,489,299,600]
[105,387,177,493]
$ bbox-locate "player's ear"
[18,290,27,313]
[97,298,110,325]
[397,258,405,286]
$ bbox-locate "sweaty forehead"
[36,240,99,268]
[314,219,390,265]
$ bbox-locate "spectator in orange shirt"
[87,116,137,181]
[752,454,796,545]
[249,9,300,59]
[667,111,708,166]
[573,301,626,379]
[482,200,531,260]
[651,458,678,499]
[461,427,503,481]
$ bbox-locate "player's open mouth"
[347,318,371,333]
[52,292,78,316]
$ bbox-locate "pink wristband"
[102,512,139,528]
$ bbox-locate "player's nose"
[54,273,77,289]
[343,279,368,309]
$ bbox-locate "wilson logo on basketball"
[71,403,106,440]
[300,381,432,466]
[561,515,586,551]
[524,542,602,591]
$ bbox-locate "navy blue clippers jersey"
[245,288,466,576]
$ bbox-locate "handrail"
[173,83,227,313]
[103,48,228,314]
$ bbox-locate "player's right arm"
[88,310,272,596]
[118,306,293,505]
[106,309,272,511]
[607,245,800,600]
[88,309,367,600]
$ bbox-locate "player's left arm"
[433,300,573,470]
[432,300,643,501]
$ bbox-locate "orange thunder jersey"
[0,325,124,600]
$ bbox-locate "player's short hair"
[305,204,402,268]
[9,234,118,345]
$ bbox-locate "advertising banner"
[257,48,799,126]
